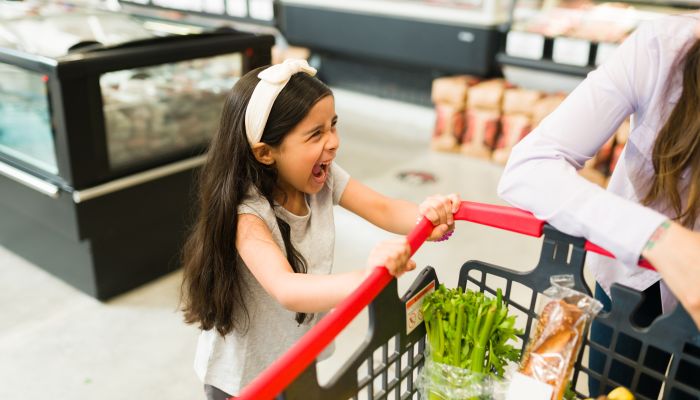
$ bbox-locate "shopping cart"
[238,202,700,400]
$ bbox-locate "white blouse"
[498,15,700,311]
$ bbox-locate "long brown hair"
[643,38,700,228]
[180,66,332,336]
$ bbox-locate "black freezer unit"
[0,7,274,299]
[275,0,507,104]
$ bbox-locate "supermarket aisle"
[0,88,542,400]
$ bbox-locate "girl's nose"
[326,131,339,152]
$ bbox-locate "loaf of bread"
[467,79,506,110]
[520,299,588,400]
[493,114,531,164]
[432,104,464,152]
[431,75,479,108]
[461,108,500,159]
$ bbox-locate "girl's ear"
[251,142,275,165]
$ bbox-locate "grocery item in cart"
[419,284,521,399]
[518,275,603,400]
[584,386,635,400]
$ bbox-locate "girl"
[180,59,460,399]
[498,15,700,397]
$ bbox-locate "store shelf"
[497,53,594,77]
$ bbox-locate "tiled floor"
[0,88,543,399]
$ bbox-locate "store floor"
[0,89,543,400]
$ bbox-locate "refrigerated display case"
[275,0,511,104]
[118,0,277,26]
[498,0,699,90]
[0,6,273,299]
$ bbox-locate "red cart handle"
[236,201,655,400]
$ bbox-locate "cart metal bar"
[584,242,655,270]
[236,201,656,400]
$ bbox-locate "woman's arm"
[236,214,413,313]
[338,178,459,239]
[642,221,700,328]
[497,22,667,267]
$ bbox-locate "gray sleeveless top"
[194,163,350,395]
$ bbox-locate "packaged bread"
[467,79,506,110]
[519,275,603,400]
[492,89,549,164]
[431,75,479,108]
[461,108,500,159]
[493,114,531,165]
[502,88,544,116]
[432,104,465,152]
[431,76,479,152]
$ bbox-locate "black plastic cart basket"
[238,202,700,400]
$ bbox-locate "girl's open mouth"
[312,161,330,181]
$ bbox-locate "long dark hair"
[180,66,332,336]
[643,37,700,228]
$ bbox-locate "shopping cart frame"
[238,201,700,400]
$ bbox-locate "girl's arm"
[497,22,667,268]
[339,178,459,239]
[236,214,414,313]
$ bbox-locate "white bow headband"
[244,59,317,146]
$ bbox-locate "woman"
[498,14,700,397]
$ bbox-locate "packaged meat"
[519,275,603,400]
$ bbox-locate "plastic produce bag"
[418,353,508,400]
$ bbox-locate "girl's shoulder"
[326,162,351,206]
[238,186,274,219]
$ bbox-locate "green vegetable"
[422,284,522,377]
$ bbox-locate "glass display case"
[118,0,276,25]
[0,7,271,188]
[0,64,57,173]
[0,4,273,300]
[100,53,241,169]
[499,0,699,80]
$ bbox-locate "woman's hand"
[642,221,700,329]
[418,193,461,241]
[366,238,416,278]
